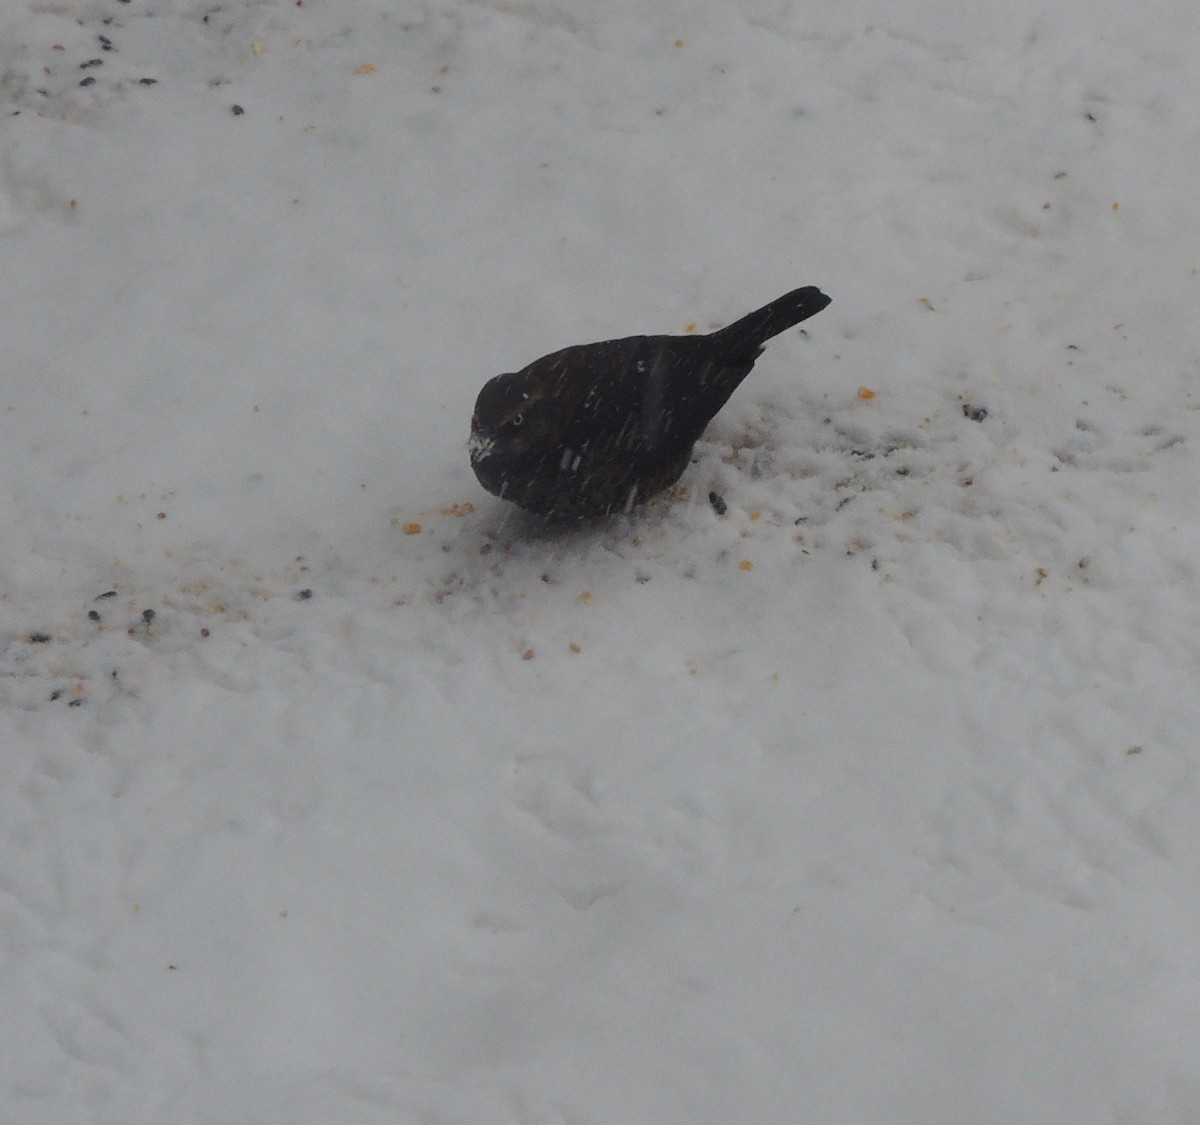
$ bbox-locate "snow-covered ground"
[3,0,1200,1120]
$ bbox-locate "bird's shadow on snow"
[442,500,654,567]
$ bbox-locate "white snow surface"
[3,0,1200,1120]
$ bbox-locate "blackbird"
[469,286,831,519]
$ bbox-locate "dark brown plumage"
[469,286,831,519]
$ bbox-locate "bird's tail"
[711,287,831,358]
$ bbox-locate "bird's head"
[469,370,562,466]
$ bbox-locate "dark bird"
[469,286,831,519]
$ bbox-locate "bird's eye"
[511,412,524,427]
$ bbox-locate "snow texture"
[2,0,1200,1121]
